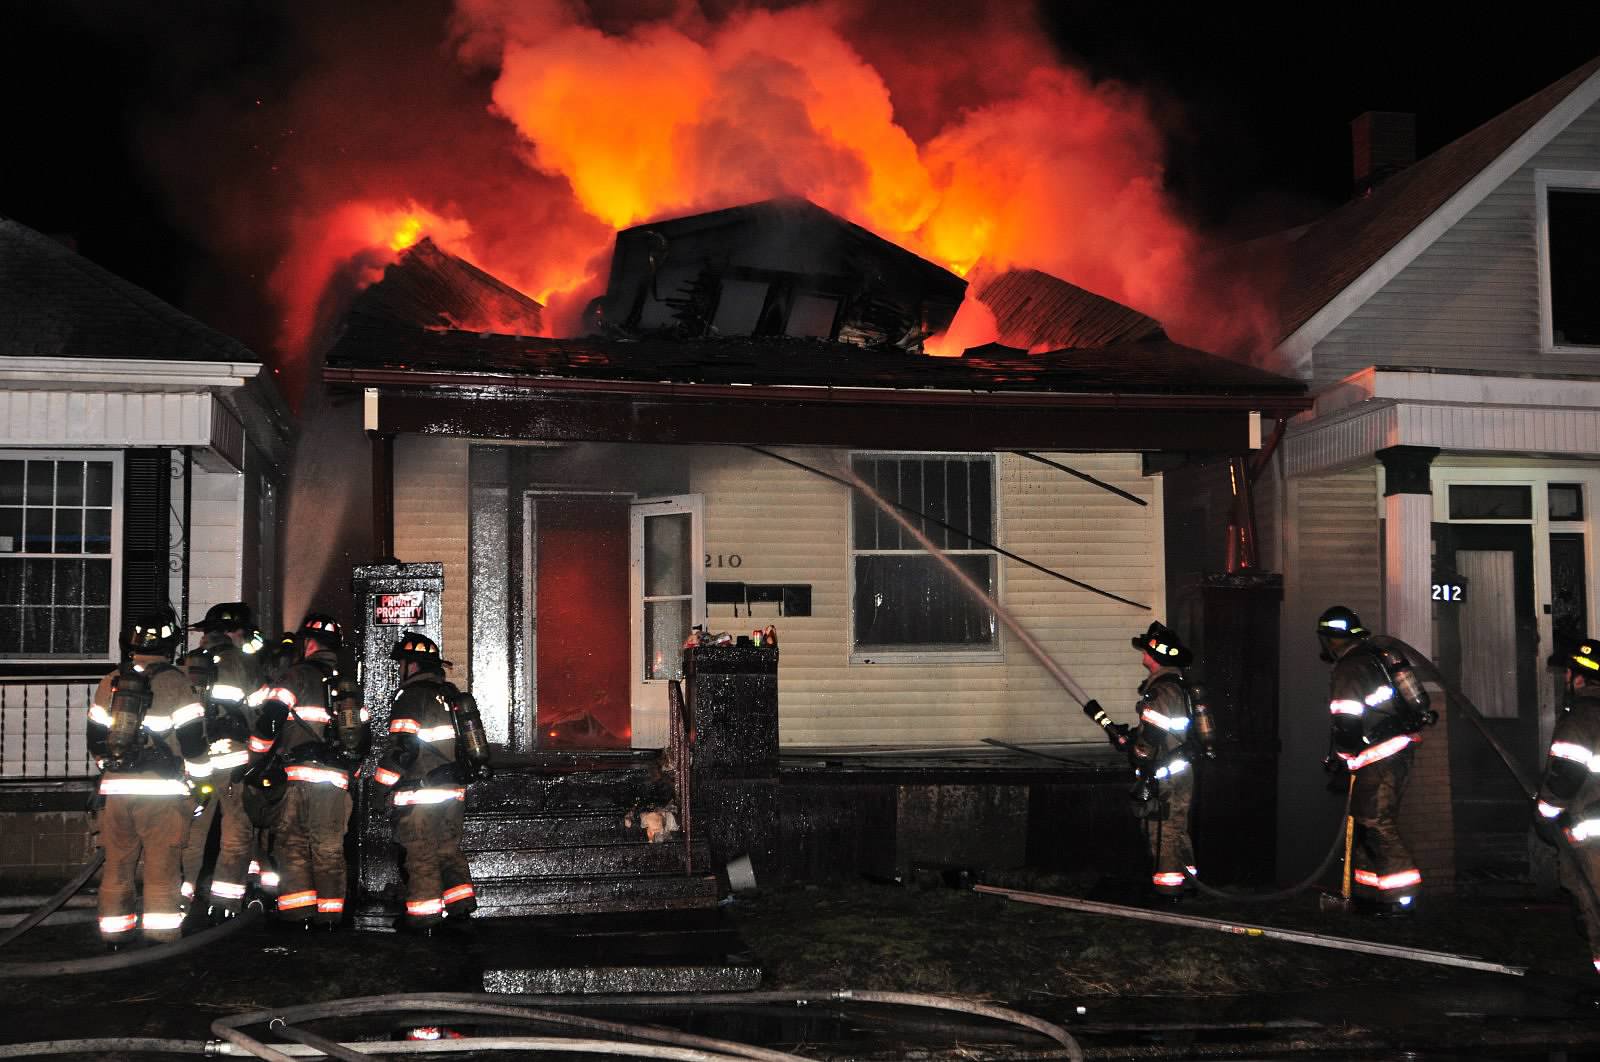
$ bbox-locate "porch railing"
[0,680,98,780]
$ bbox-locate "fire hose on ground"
[0,990,1084,1061]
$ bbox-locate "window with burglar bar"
[0,453,120,661]
[850,453,998,655]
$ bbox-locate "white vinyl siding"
[1277,466,1382,876]
[168,461,245,631]
[691,447,1163,747]
[394,435,471,687]
[1313,98,1600,389]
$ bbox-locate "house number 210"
[705,553,743,568]
[1432,583,1463,602]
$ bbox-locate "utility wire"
[747,446,1149,611]
[1012,451,1146,506]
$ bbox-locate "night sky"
[6,1,1600,359]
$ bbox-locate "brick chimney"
[1351,111,1416,194]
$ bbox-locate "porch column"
[1377,445,1438,658]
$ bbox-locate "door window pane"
[644,599,691,679]
[1550,483,1584,521]
[644,513,692,596]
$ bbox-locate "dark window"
[1551,532,1588,655]
[1550,483,1584,521]
[850,455,997,652]
[1448,484,1532,520]
[0,456,116,658]
[1549,189,1600,347]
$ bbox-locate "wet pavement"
[0,882,1597,1060]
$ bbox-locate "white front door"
[629,494,705,747]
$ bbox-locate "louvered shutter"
[121,448,171,626]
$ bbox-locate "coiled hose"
[1177,773,1354,902]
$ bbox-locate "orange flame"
[249,1,1275,390]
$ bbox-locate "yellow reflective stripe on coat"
[284,765,349,788]
[211,684,245,703]
[1340,734,1413,770]
[1140,708,1189,732]
[393,787,465,806]
[171,702,205,727]
[99,777,190,796]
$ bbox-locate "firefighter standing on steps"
[1318,604,1437,914]
[87,611,210,949]
[373,632,492,932]
[1083,621,1216,901]
[254,613,367,927]
[181,602,264,920]
[1534,636,1600,976]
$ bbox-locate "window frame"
[0,449,123,665]
[847,450,1004,665]
[1535,169,1600,354]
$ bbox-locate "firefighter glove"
[1534,805,1566,847]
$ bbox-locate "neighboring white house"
[1259,56,1600,890]
[0,220,292,793]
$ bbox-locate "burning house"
[319,197,1308,914]
[0,221,292,880]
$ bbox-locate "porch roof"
[327,316,1308,453]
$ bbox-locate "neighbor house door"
[630,494,705,748]
[1432,522,1539,882]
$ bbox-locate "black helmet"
[128,609,181,656]
[1557,635,1600,676]
[189,601,254,633]
[299,613,342,651]
[1132,621,1192,667]
[1316,605,1368,641]
[391,631,452,669]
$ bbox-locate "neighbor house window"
[1541,176,1600,349]
[0,453,120,660]
[850,453,998,655]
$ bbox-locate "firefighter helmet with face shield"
[1317,605,1368,660]
[1132,621,1192,667]
[299,613,342,652]
[127,609,181,657]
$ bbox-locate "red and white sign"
[372,591,425,626]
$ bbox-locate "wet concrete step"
[469,767,674,815]
[473,872,720,918]
[461,808,659,850]
[468,839,712,880]
[478,908,760,994]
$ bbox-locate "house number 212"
[1432,583,1463,602]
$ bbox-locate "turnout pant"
[1146,774,1196,896]
[1561,845,1600,975]
[394,800,476,927]
[1350,748,1422,904]
[274,781,352,924]
[98,795,190,944]
[203,783,256,912]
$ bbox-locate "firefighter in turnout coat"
[374,632,491,931]
[181,602,264,918]
[254,614,367,926]
[87,612,210,948]
[1319,605,1437,913]
[1535,636,1600,976]
[1084,622,1214,900]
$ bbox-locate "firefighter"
[1318,604,1436,914]
[1534,636,1600,976]
[1083,621,1215,901]
[181,602,264,920]
[373,632,491,932]
[86,611,210,948]
[254,613,367,927]
[243,630,303,901]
